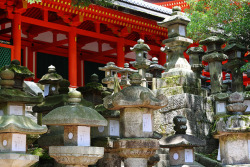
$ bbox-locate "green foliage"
[27,0,42,4]
[203,149,219,161]
[29,147,54,167]
[240,62,250,72]
[185,0,250,48]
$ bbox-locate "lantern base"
[0,153,38,167]
[49,146,104,166]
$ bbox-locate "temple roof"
[113,0,172,20]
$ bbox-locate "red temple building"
[0,0,173,87]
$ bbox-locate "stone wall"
[154,93,218,154]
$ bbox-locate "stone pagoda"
[0,64,47,167]
[148,57,165,91]
[157,6,201,96]
[104,73,168,167]
[77,73,111,105]
[200,36,228,94]
[38,65,63,96]
[186,47,205,79]
[118,63,138,88]
[160,116,205,167]
[99,62,121,90]
[214,92,250,166]
[223,37,247,92]
[43,90,107,167]
[130,39,151,87]
[2,60,34,90]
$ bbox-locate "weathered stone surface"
[228,92,244,103]
[42,91,107,126]
[214,115,250,133]
[114,138,159,158]
[218,134,250,165]
[49,146,104,166]
[0,153,38,167]
[96,152,122,167]
[160,134,206,148]
[0,115,47,134]
[42,104,107,126]
[104,82,168,110]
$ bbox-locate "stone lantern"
[159,6,189,38]
[214,92,250,165]
[92,105,121,167]
[104,73,168,167]
[160,116,205,167]
[148,57,165,90]
[200,36,228,94]
[186,47,205,78]
[38,65,63,96]
[130,39,151,87]
[222,73,232,92]
[0,68,47,167]
[99,62,121,90]
[42,90,107,167]
[223,37,247,92]
[118,63,138,88]
[33,79,93,150]
[77,74,110,105]
[157,6,202,96]
[4,60,34,89]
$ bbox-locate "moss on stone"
[95,104,120,118]
[0,88,43,103]
[0,64,34,78]
[162,75,182,87]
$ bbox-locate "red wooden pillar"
[12,12,22,61]
[117,38,125,67]
[68,27,77,87]
[159,51,166,66]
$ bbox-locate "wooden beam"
[33,39,68,51]
[21,16,119,42]
[0,27,11,35]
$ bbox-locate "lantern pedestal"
[0,153,39,167]
[49,146,104,167]
[114,139,159,167]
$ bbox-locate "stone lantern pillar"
[186,47,205,78]
[160,116,205,167]
[214,92,250,165]
[200,36,228,94]
[43,90,108,167]
[99,62,122,90]
[0,68,47,167]
[223,37,247,92]
[148,57,165,90]
[104,73,168,167]
[130,39,151,87]
[118,63,138,88]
